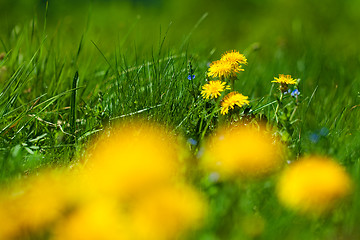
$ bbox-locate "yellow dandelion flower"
[84,121,181,199]
[201,125,284,179]
[277,156,352,216]
[272,74,297,85]
[221,50,248,65]
[220,91,249,115]
[201,80,230,99]
[208,60,243,79]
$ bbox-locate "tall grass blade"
[70,71,79,140]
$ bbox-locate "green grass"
[1,0,360,239]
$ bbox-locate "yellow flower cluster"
[276,156,352,216]
[0,121,207,240]
[201,124,284,179]
[201,50,249,115]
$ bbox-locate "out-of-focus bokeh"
[2,0,360,55]
[2,0,360,101]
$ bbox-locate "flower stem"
[274,91,283,123]
[230,76,237,91]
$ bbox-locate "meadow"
[1,0,360,239]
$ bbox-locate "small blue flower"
[291,89,300,97]
[284,89,291,95]
[187,138,198,146]
[187,74,195,80]
[309,133,320,143]
[309,127,329,143]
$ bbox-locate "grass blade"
[70,71,79,140]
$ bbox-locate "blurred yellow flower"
[221,50,247,66]
[220,91,249,115]
[272,74,297,85]
[0,121,208,240]
[129,185,207,240]
[0,172,72,239]
[202,125,284,179]
[276,156,352,215]
[53,199,128,240]
[208,60,243,79]
[0,197,20,239]
[201,80,230,99]
[84,122,181,199]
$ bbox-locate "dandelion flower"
[277,156,352,216]
[201,125,284,179]
[201,80,230,99]
[221,50,248,65]
[220,91,249,115]
[272,74,297,85]
[208,60,243,79]
[84,122,181,199]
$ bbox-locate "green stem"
[290,105,298,122]
[200,98,221,140]
[70,71,79,141]
[274,91,283,123]
[229,75,237,91]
